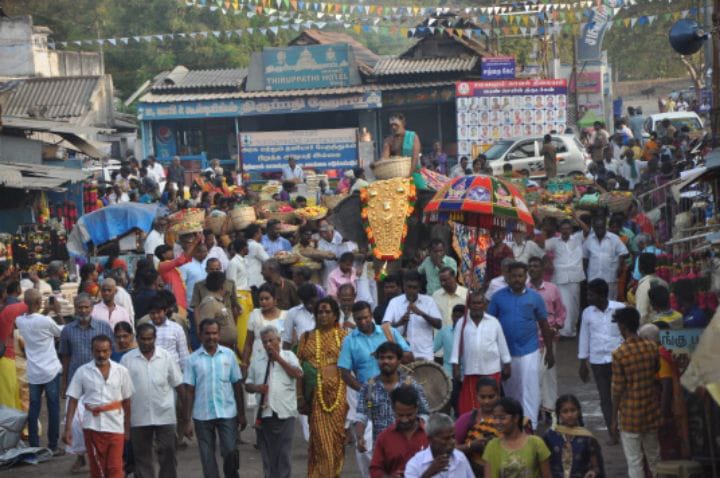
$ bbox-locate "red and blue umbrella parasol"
[423,175,534,232]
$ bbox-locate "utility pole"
[712,7,720,146]
[571,35,580,129]
[95,19,105,74]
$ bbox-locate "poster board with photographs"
[455,79,568,156]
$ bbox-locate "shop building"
[137,22,492,176]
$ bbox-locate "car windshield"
[671,117,702,131]
[484,140,515,161]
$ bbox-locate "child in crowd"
[435,304,466,414]
[543,394,605,478]
[326,251,358,298]
[454,377,501,476]
[482,397,551,478]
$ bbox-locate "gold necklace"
[315,328,344,413]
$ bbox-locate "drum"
[404,360,452,412]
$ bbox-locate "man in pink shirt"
[91,278,132,331]
[527,256,566,424]
[326,252,358,298]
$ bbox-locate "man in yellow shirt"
[648,285,683,329]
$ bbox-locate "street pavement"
[11,339,627,477]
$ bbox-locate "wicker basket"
[205,215,227,236]
[601,193,633,213]
[278,224,299,235]
[169,208,205,235]
[294,206,328,221]
[267,211,297,223]
[321,194,347,211]
[373,157,412,180]
[533,206,570,223]
[275,252,300,265]
[230,206,256,231]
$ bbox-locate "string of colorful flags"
[48,6,705,49]
[185,0,703,29]
[184,0,683,19]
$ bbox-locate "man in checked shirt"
[611,307,661,478]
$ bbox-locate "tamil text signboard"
[262,44,353,91]
[240,128,358,172]
[481,57,516,80]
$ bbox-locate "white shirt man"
[545,230,586,337]
[246,238,270,289]
[207,245,229,272]
[66,360,134,434]
[246,335,301,478]
[583,231,628,300]
[16,310,63,419]
[144,228,166,268]
[383,287,442,361]
[578,300,625,365]
[485,275,508,302]
[635,273,668,326]
[148,160,166,183]
[282,303,315,349]
[432,277,468,327]
[153,318,190,371]
[281,162,305,183]
[509,238,544,265]
[578,293,624,437]
[114,285,136,323]
[246,349,300,419]
[121,344,183,478]
[226,254,250,291]
[450,312,511,378]
[405,447,474,478]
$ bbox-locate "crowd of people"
[0,109,715,478]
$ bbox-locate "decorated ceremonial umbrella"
[423,175,534,231]
[423,175,534,287]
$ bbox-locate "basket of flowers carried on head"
[168,208,205,235]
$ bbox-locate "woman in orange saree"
[297,297,349,478]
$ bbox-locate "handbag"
[298,332,317,407]
[301,360,317,405]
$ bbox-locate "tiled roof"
[375,80,456,90]
[373,56,478,76]
[139,81,455,104]
[151,66,247,91]
[291,30,380,73]
[139,85,375,103]
[0,76,101,119]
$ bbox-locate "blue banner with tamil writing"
[240,128,358,172]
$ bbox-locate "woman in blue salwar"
[543,394,605,478]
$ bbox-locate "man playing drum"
[339,302,413,478]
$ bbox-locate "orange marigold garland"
[360,178,416,276]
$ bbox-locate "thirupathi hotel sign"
[246,43,363,92]
[263,44,353,90]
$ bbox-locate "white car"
[484,134,589,178]
[643,112,704,139]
